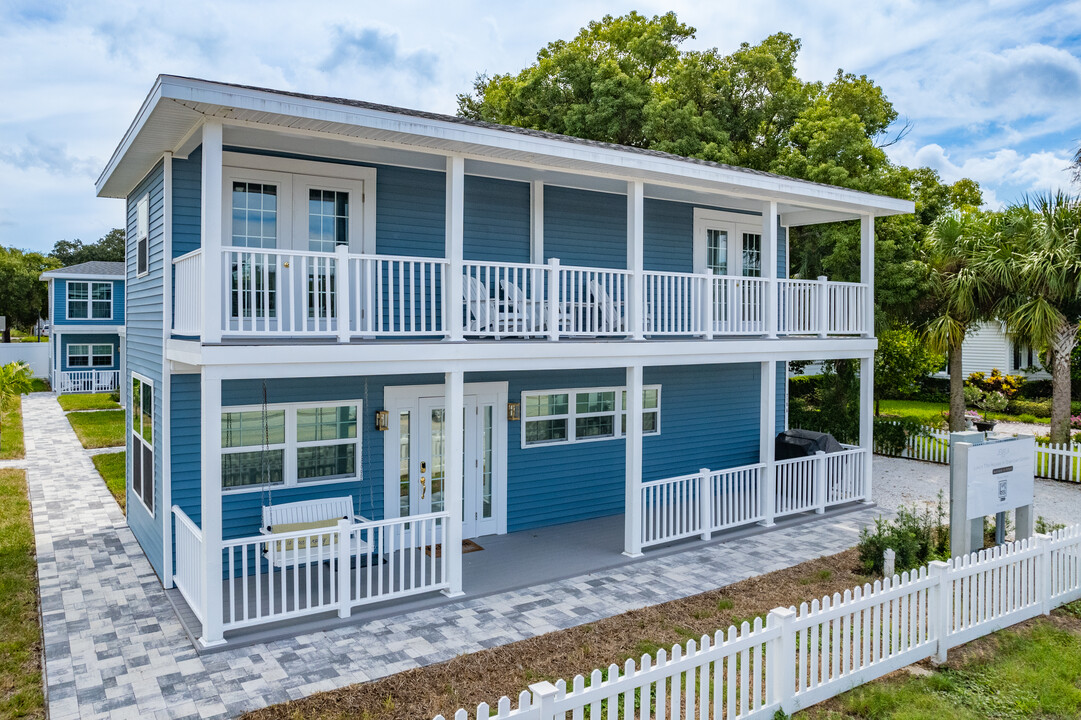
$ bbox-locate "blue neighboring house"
[95,76,913,647]
[40,261,125,395]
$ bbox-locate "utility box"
[950,432,1035,558]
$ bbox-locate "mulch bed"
[244,548,872,720]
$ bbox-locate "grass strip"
[58,393,120,412]
[0,469,44,720]
[0,396,24,460]
[66,410,125,450]
[92,451,126,511]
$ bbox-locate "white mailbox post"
[950,433,1035,558]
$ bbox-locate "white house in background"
[95,75,914,648]
[936,321,1050,380]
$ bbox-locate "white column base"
[758,519,776,528]
[622,550,644,559]
[198,637,227,649]
[441,589,466,598]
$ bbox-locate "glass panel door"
[741,232,762,277]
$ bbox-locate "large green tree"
[990,193,1081,443]
[0,248,59,342]
[51,228,124,266]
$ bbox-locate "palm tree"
[991,192,1081,444]
[920,212,1004,431]
[0,361,34,450]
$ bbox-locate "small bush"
[1036,516,1066,534]
[1007,398,1052,418]
[978,390,1009,413]
[913,375,949,403]
[966,369,1025,399]
[788,374,822,400]
[108,390,120,404]
[858,495,948,575]
[873,416,927,455]
[963,385,983,408]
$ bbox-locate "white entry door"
[386,383,507,539]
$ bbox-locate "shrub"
[977,390,1008,413]
[963,385,983,408]
[788,374,822,400]
[913,375,949,403]
[1036,516,1066,533]
[873,416,927,455]
[858,496,949,575]
[966,369,1025,398]
[1007,398,1052,418]
[108,389,121,404]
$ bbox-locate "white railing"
[172,506,204,623]
[876,421,1081,482]
[710,463,767,531]
[641,473,705,548]
[557,265,631,336]
[222,248,342,336]
[349,512,450,604]
[712,276,768,335]
[56,369,119,394]
[826,281,869,335]
[213,513,451,632]
[640,452,868,549]
[462,260,549,339]
[351,254,446,336]
[172,249,203,335]
[643,271,708,336]
[777,278,822,335]
[438,524,1081,720]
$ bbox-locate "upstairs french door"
[694,211,767,329]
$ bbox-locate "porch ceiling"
[98,76,913,227]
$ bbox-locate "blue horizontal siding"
[125,159,166,580]
[53,279,124,325]
[544,186,626,269]
[644,199,694,272]
[172,148,202,258]
[171,374,202,525]
[58,333,120,371]
[464,175,530,263]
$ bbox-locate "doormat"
[425,539,484,557]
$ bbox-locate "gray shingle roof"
[42,261,125,277]
[173,75,897,203]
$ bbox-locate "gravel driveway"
[872,454,1081,530]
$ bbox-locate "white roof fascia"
[40,273,124,281]
[95,76,164,195]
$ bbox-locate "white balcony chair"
[499,277,553,333]
[462,275,501,333]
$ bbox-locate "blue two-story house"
[40,261,126,394]
[96,76,913,648]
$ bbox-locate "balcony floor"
[166,501,870,652]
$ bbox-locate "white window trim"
[221,398,363,494]
[521,385,661,448]
[221,151,377,254]
[136,194,150,278]
[131,372,155,517]
[66,281,113,321]
[66,343,113,368]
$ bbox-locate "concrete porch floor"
[167,502,872,651]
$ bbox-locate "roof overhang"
[97,75,914,226]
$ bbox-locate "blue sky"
[1,0,1078,253]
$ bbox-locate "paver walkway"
[25,390,881,719]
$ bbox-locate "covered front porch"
[167,500,870,649]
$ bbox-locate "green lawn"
[29,379,48,392]
[66,410,125,449]
[878,399,1052,427]
[0,396,24,460]
[0,469,44,720]
[92,451,126,510]
[58,393,120,412]
[802,603,1081,719]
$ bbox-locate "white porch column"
[760,360,777,526]
[860,354,874,503]
[860,213,875,337]
[530,180,545,265]
[445,156,465,342]
[623,363,644,557]
[198,366,225,647]
[627,181,645,340]
[762,200,778,338]
[201,121,223,345]
[443,369,465,596]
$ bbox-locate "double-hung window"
[221,401,361,491]
[136,195,149,276]
[131,375,154,514]
[67,344,112,368]
[523,386,661,447]
[67,281,112,320]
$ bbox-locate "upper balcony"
[172,246,870,343]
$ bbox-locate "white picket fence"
[437,524,1081,720]
[877,421,1081,482]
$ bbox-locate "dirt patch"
[244,548,872,720]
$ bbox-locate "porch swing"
[255,380,372,568]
